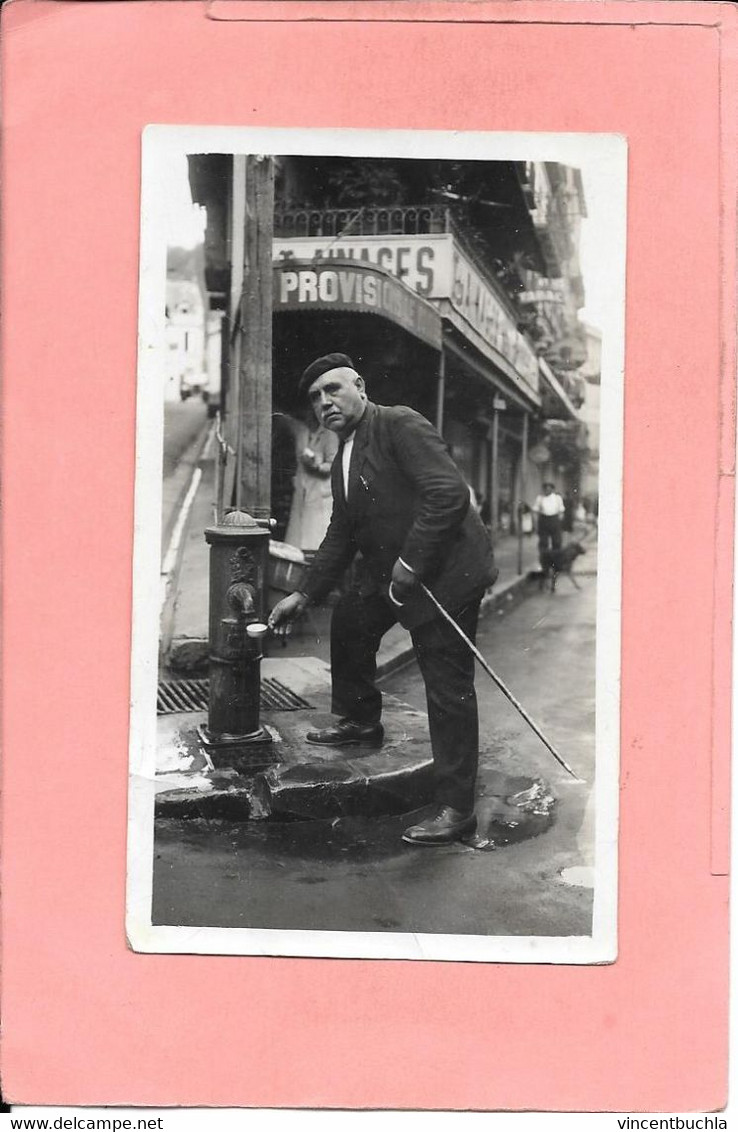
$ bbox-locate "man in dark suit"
[269,354,497,845]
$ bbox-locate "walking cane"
[402,581,584,782]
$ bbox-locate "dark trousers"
[537,515,563,558]
[330,590,482,813]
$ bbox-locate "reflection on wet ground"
[467,773,556,850]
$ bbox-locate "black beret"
[298,352,355,397]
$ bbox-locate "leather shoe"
[305,719,385,748]
[402,805,476,845]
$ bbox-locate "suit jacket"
[301,401,498,628]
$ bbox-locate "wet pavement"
[152,575,597,939]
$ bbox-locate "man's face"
[307,367,367,434]
[543,484,554,495]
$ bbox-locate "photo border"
[126,125,627,963]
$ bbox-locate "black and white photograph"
[127,128,625,963]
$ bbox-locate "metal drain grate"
[261,677,314,712]
[157,677,313,715]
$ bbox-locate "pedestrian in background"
[284,408,339,554]
[533,481,565,561]
[270,412,299,542]
[520,502,534,536]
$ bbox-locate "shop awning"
[273,259,442,352]
[538,356,581,421]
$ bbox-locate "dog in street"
[539,541,586,592]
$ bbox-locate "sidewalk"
[161,437,217,670]
[164,443,595,678]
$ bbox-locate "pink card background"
[1,0,735,1111]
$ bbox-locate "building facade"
[578,323,603,504]
[188,153,593,537]
[164,276,206,402]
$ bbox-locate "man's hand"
[390,559,418,603]
[268,591,309,636]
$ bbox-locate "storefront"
[438,324,540,533]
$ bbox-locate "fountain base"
[196,723,273,750]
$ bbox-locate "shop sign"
[274,260,442,350]
[274,235,446,297]
[447,244,540,388]
[274,234,539,388]
[519,287,566,304]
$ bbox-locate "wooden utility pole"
[236,154,274,520]
[491,396,504,534]
[517,410,529,575]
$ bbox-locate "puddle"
[463,776,557,851]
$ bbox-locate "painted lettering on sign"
[279,268,386,307]
[274,236,441,296]
[449,246,539,385]
[275,263,442,351]
[519,288,566,304]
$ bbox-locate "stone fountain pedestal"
[154,656,434,820]
[153,655,555,846]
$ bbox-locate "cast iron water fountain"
[196,509,274,761]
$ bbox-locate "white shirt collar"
[342,433,355,496]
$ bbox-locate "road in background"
[161,398,209,555]
[163,398,208,477]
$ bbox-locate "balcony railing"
[274,204,452,239]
